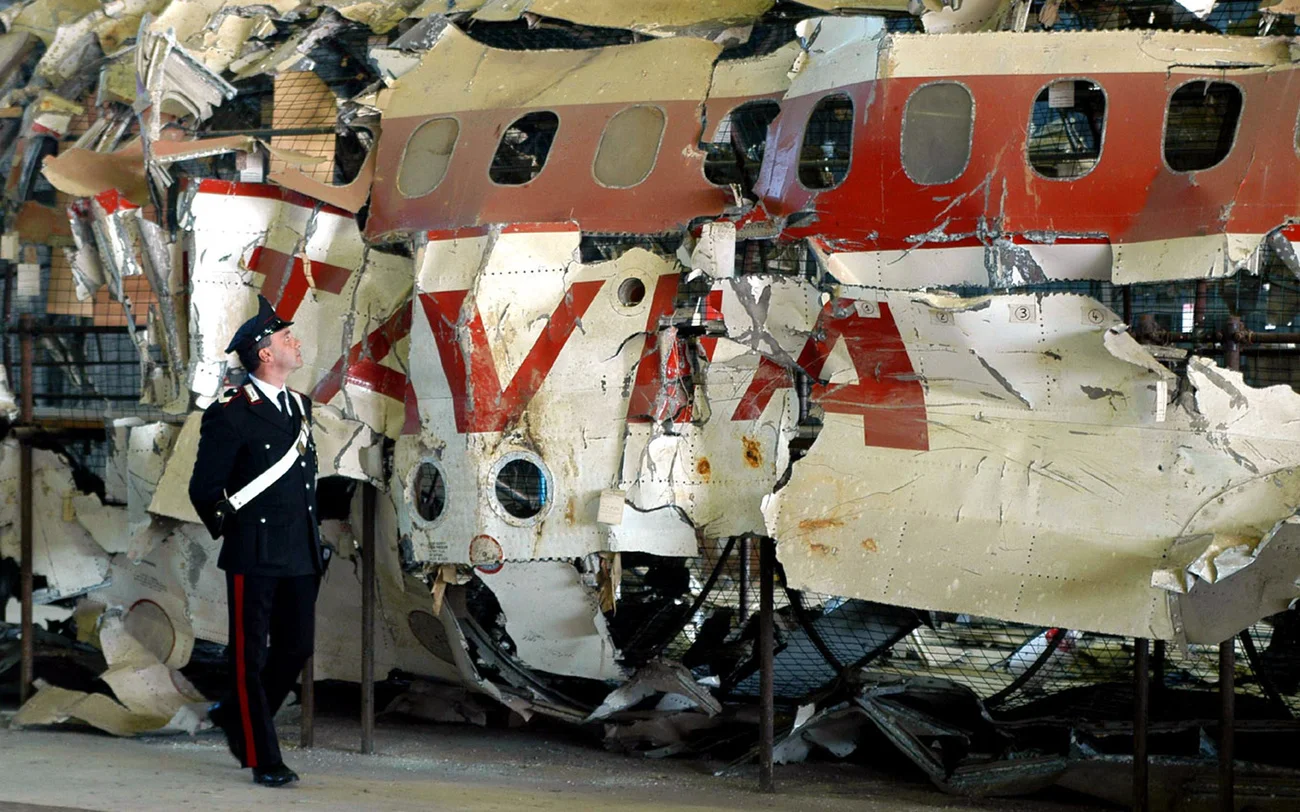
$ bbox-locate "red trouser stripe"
[233,574,258,768]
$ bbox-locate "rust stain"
[696,457,711,481]
[808,542,835,557]
[741,435,762,468]
[798,518,844,531]
[565,496,576,524]
[861,538,878,553]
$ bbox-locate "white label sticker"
[16,262,40,297]
[597,489,625,525]
[1155,379,1168,423]
[853,300,881,318]
[1048,81,1075,109]
[0,233,17,261]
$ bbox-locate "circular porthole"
[491,453,551,523]
[617,277,647,308]
[409,459,447,526]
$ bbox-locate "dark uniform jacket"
[188,381,324,577]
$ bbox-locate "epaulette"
[218,387,243,406]
[242,382,262,403]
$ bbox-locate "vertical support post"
[1122,287,1133,326]
[1220,641,1235,812]
[738,535,751,625]
[1134,638,1150,812]
[758,536,775,793]
[18,314,34,704]
[361,483,376,754]
[299,656,314,748]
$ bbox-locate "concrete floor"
[0,710,1106,811]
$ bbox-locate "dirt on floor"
[0,704,1109,812]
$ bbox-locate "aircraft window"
[618,277,646,307]
[489,110,559,185]
[495,457,549,519]
[705,100,781,189]
[397,117,459,198]
[1027,80,1106,179]
[1163,80,1242,172]
[413,461,446,523]
[902,82,973,185]
[593,105,666,188]
[798,94,854,189]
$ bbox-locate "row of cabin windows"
[396,78,1245,199]
[398,105,667,197]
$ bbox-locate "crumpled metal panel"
[397,228,696,563]
[759,286,1300,644]
[183,180,412,437]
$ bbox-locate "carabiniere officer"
[189,295,326,788]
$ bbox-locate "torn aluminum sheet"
[91,521,226,665]
[368,26,730,237]
[12,613,207,736]
[397,228,707,564]
[147,0,289,76]
[135,27,237,141]
[0,441,110,603]
[475,559,624,682]
[759,284,1300,644]
[124,421,182,559]
[182,180,412,437]
[7,0,101,47]
[586,660,721,722]
[758,20,1300,288]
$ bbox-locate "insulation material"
[182,181,412,437]
[397,229,698,563]
[476,560,624,681]
[12,614,207,737]
[0,441,110,603]
[268,71,337,184]
[759,286,1300,644]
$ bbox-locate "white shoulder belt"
[227,392,311,511]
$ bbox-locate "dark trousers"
[223,571,319,769]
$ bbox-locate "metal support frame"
[738,535,751,625]
[1134,638,1150,812]
[361,482,376,755]
[1220,641,1235,812]
[758,536,775,793]
[300,656,315,748]
[18,314,33,703]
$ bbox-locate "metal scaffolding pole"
[758,536,775,793]
[1133,638,1150,812]
[361,483,377,755]
[18,314,33,703]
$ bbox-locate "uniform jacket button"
[265,444,271,449]
[260,517,266,523]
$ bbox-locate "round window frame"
[608,268,654,315]
[488,450,554,527]
[898,79,976,187]
[1159,77,1245,176]
[406,457,449,530]
[1023,77,1108,183]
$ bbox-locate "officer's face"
[260,327,303,373]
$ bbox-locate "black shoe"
[253,764,300,787]
[208,702,246,766]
